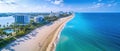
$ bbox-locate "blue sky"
[0,0,120,12]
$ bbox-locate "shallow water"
[56,13,120,51]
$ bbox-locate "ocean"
[56,13,120,51]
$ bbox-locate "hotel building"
[14,15,30,25]
[34,15,44,23]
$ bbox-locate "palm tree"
[3,25,6,28]
[0,24,1,28]
[0,29,4,36]
[7,22,9,27]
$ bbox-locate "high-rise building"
[49,11,65,17]
[34,15,44,23]
[14,15,30,25]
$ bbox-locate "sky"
[0,0,120,12]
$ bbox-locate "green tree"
[7,22,9,27]
[0,24,1,28]
[3,25,6,28]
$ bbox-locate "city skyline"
[0,0,120,12]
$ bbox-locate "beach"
[1,15,73,51]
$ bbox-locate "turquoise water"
[56,13,120,51]
[0,16,14,28]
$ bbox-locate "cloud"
[48,0,63,5]
[0,0,17,5]
[0,0,67,12]
[107,4,112,7]
[52,0,63,5]
[92,3,105,8]
[98,0,102,2]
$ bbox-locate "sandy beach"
[1,15,73,51]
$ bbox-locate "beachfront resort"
[0,11,73,49]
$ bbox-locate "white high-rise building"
[34,15,44,23]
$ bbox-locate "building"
[49,11,64,17]
[49,11,55,17]
[14,15,30,25]
[59,11,64,15]
[34,15,44,23]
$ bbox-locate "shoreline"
[46,14,74,51]
[1,14,74,51]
